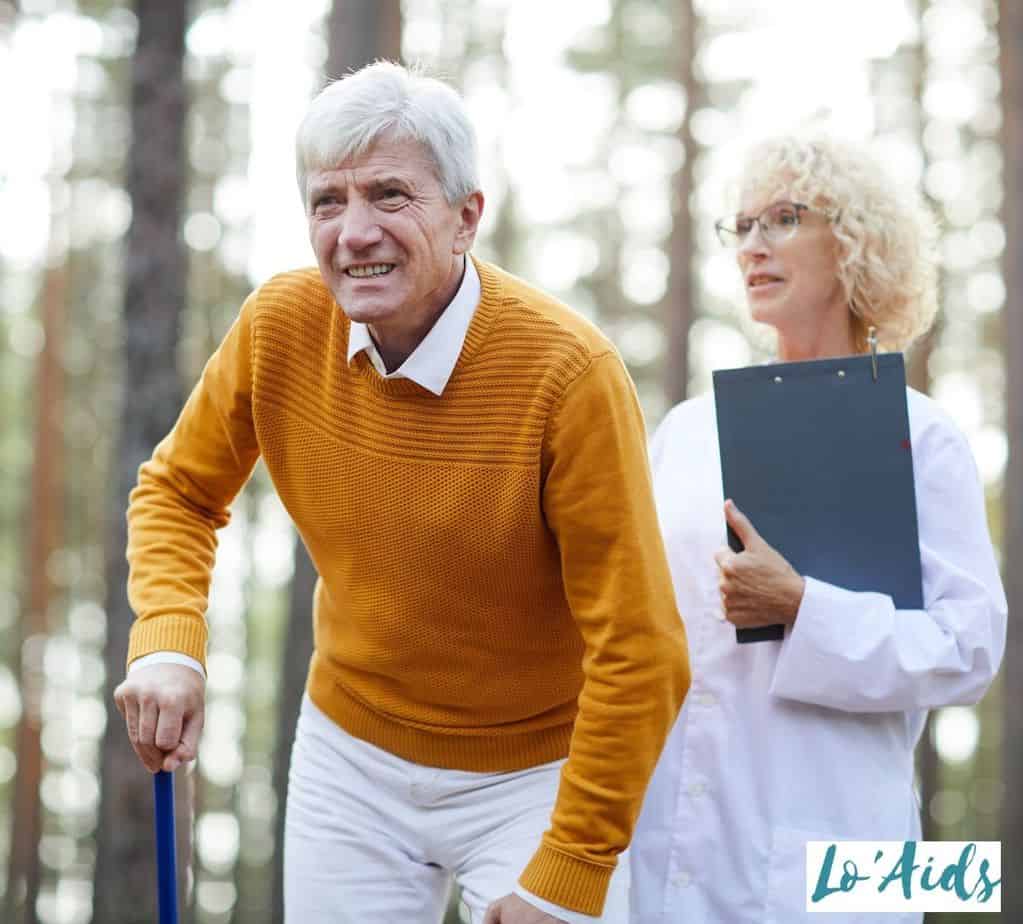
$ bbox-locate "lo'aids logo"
[806,841,1001,913]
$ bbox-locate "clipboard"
[712,339,923,644]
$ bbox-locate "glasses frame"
[714,200,839,248]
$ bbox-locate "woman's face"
[734,188,849,346]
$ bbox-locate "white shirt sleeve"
[512,885,602,924]
[128,651,206,679]
[769,419,1007,713]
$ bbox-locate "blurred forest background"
[0,0,1019,921]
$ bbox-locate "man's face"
[306,137,481,337]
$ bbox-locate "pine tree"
[94,1,191,920]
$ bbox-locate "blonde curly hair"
[736,135,940,352]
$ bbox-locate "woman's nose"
[737,222,770,257]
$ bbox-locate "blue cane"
[153,770,178,924]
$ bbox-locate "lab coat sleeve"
[769,419,1007,713]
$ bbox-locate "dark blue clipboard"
[712,353,923,644]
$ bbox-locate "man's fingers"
[122,696,140,743]
[125,694,181,771]
[119,689,160,769]
[154,701,184,751]
[137,697,158,748]
[482,902,501,924]
[173,712,203,761]
[162,703,205,772]
[132,739,166,774]
[133,698,164,772]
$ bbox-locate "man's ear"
[453,190,484,254]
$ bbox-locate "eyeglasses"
[714,200,838,248]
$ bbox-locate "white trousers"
[284,695,629,923]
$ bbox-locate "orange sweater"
[126,258,689,914]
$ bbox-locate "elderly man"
[114,61,689,924]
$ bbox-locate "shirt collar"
[346,256,481,396]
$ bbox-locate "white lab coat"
[630,388,1007,924]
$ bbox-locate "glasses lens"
[762,203,801,243]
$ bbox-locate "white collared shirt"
[345,254,480,393]
[629,388,1007,924]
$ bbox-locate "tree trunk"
[5,256,66,924]
[269,540,316,924]
[664,0,696,406]
[999,0,1023,918]
[904,0,941,846]
[325,0,402,80]
[269,5,402,922]
[94,1,190,921]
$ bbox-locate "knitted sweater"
[125,257,690,914]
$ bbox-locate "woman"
[629,135,1007,923]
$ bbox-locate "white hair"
[295,60,479,208]
[736,134,940,352]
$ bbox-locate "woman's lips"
[748,279,784,296]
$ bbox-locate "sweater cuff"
[518,844,615,916]
[127,615,208,672]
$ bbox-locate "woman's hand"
[714,500,806,628]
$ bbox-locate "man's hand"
[114,663,205,773]
[714,499,806,628]
[483,894,566,924]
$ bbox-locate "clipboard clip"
[867,326,878,381]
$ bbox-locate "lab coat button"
[672,871,692,888]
